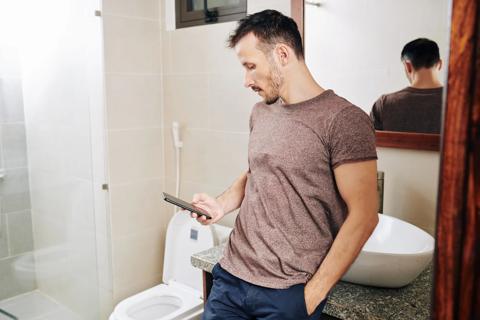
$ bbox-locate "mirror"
[303,0,449,151]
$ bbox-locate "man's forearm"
[216,171,248,214]
[306,211,378,301]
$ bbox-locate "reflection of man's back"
[371,86,442,134]
[370,38,443,134]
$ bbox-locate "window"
[176,0,247,28]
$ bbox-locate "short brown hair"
[228,10,304,59]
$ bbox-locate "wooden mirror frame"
[291,1,441,151]
[292,0,480,318]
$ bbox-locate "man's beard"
[264,60,283,105]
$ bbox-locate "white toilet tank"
[163,211,214,294]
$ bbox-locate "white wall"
[305,0,449,234]
[377,148,439,234]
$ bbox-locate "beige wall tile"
[110,178,164,239]
[207,73,258,132]
[1,124,28,168]
[2,192,30,214]
[0,214,8,258]
[168,26,210,75]
[204,131,249,187]
[103,0,159,19]
[108,128,163,185]
[0,77,24,123]
[204,22,242,74]
[175,129,248,187]
[0,254,36,300]
[0,168,29,196]
[176,129,216,185]
[106,74,162,130]
[112,226,165,299]
[103,15,161,74]
[163,75,209,129]
[28,171,95,233]
[7,210,33,255]
[113,272,163,305]
[160,31,172,74]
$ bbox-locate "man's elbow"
[366,211,379,235]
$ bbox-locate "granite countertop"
[191,243,432,320]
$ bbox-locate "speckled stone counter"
[191,243,432,320]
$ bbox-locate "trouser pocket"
[291,283,309,318]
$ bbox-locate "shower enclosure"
[0,0,109,319]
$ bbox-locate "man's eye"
[247,65,255,70]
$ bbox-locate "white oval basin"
[341,214,434,288]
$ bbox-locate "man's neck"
[410,69,443,89]
[280,64,325,104]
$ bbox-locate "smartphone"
[163,192,212,219]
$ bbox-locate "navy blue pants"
[203,264,328,320]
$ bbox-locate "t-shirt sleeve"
[370,96,385,130]
[328,106,378,169]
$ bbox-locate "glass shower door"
[0,0,108,319]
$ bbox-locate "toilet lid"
[163,212,214,292]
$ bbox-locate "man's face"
[234,33,283,104]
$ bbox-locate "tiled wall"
[304,0,449,234]
[0,43,36,301]
[161,0,291,228]
[101,0,166,304]
[99,0,291,309]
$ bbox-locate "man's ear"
[274,44,291,66]
[403,60,414,74]
[437,59,443,71]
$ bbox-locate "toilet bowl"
[110,212,214,320]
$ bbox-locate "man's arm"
[216,171,248,214]
[191,171,248,225]
[304,160,379,314]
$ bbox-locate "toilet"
[110,212,214,320]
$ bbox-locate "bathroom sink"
[341,214,434,288]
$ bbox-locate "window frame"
[175,0,247,29]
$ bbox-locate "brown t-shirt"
[219,90,377,289]
[370,87,443,134]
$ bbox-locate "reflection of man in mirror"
[370,38,443,134]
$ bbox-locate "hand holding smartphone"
[163,192,212,219]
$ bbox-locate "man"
[191,10,379,319]
[370,38,443,134]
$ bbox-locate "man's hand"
[304,282,326,315]
[190,193,225,225]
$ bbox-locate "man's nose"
[244,74,254,88]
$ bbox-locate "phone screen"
[163,192,212,219]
